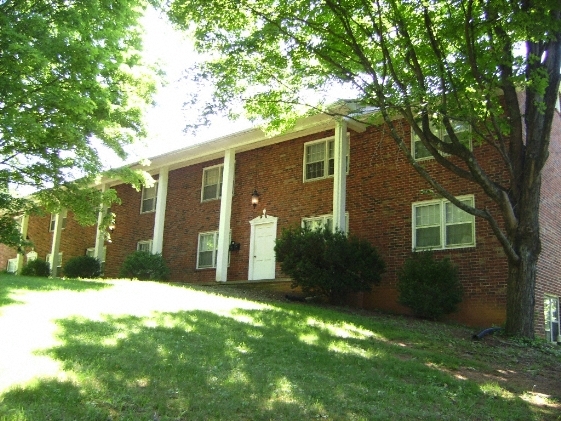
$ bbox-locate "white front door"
[248,214,278,280]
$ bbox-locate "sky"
[109,7,251,168]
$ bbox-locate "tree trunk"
[505,249,538,338]
[504,169,542,338]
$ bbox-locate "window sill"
[413,244,476,252]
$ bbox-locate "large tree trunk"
[505,248,538,338]
[504,170,542,338]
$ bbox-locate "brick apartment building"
[1,111,560,340]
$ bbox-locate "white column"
[152,166,169,254]
[49,210,64,277]
[94,184,107,261]
[16,215,29,274]
[216,149,235,282]
[332,119,348,233]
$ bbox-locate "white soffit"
[103,111,369,186]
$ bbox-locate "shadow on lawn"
[0,306,546,421]
[0,274,109,308]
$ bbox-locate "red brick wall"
[0,244,17,271]
[535,108,561,337]
[344,121,508,327]
[22,211,97,272]
[158,123,509,327]
[103,181,157,278]
[1,120,524,329]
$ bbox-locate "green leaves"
[0,0,158,249]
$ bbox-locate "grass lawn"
[0,274,559,421]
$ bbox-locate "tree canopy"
[0,0,157,244]
[167,0,561,337]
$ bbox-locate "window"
[86,247,107,273]
[141,182,158,213]
[303,137,349,181]
[412,120,471,160]
[6,258,18,273]
[46,252,63,270]
[302,213,349,233]
[137,240,153,253]
[413,196,475,250]
[49,210,67,232]
[197,231,230,269]
[202,165,224,201]
[544,295,560,343]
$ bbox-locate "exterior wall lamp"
[251,189,260,208]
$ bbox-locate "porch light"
[251,189,260,208]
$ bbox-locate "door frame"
[248,213,278,280]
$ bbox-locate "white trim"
[137,240,153,253]
[7,258,18,273]
[49,211,65,276]
[49,210,67,232]
[197,230,231,269]
[216,149,235,282]
[332,120,348,233]
[86,247,106,263]
[140,182,158,214]
[248,214,278,281]
[152,166,169,254]
[544,294,560,343]
[201,163,224,202]
[412,195,476,250]
[302,134,350,182]
[46,252,63,270]
[411,120,472,161]
[16,214,29,273]
[302,213,349,233]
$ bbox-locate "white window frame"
[137,240,153,253]
[303,135,350,182]
[140,182,158,214]
[301,213,349,233]
[196,230,231,269]
[544,295,560,343]
[201,164,224,202]
[86,247,107,273]
[46,252,63,270]
[412,195,476,251]
[412,120,472,161]
[49,210,68,232]
[6,258,18,273]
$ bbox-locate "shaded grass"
[0,274,559,420]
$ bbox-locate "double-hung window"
[303,137,349,181]
[86,247,107,273]
[46,252,63,270]
[49,210,67,232]
[413,196,475,250]
[202,164,224,201]
[302,213,349,233]
[412,120,471,160]
[197,231,230,269]
[6,258,18,273]
[137,240,153,253]
[544,295,560,343]
[141,182,158,213]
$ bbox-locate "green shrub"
[21,259,50,277]
[397,251,463,320]
[63,255,101,279]
[275,227,385,304]
[119,251,170,281]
